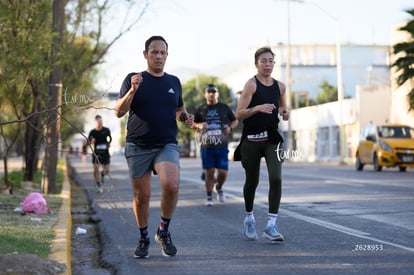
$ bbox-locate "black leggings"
[241,140,283,214]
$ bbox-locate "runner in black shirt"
[88,115,112,192]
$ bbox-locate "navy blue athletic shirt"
[119,71,184,147]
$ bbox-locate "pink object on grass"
[22,192,47,214]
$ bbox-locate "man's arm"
[107,128,112,144]
[228,105,239,131]
[229,119,239,131]
[114,73,142,118]
[192,108,207,131]
[176,106,194,128]
[87,131,95,149]
[224,106,239,135]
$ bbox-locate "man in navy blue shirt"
[114,36,194,259]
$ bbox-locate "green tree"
[178,75,235,155]
[392,8,414,110]
[0,0,149,191]
[0,105,22,194]
[316,80,338,104]
[0,0,53,187]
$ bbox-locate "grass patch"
[7,171,24,189]
[0,158,65,258]
[0,193,62,257]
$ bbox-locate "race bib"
[247,131,268,142]
[96,144,108,150]
[207,129,222,136]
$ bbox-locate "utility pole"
[272,0,344,161]
[285,0,295,151]
[43,0,65,193]
[335,20,346,163]
[275,0,304,151]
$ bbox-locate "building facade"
[279,85,391,163]
[273,40,413,164]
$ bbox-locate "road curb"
[50,158,72,275]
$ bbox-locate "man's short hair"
[144,36,168,52]
[95,115,102,120]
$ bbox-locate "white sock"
[245,211,254,220]
[267,213,278,227]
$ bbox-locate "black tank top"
[242,76,282,144]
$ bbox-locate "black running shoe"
[155,230,177,257]
[134,238,150,258]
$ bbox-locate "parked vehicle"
[355,123,414,172]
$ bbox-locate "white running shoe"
[96,182,103,193]
[205,198,214,207]
[243,217,257,240]
[263,224,284,242]
[216,190,225,203]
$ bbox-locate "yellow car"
[355,123,414,172]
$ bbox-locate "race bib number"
[207,129,222,136]
[247,131,268,142]
[96,144,108,150]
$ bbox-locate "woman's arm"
[236,78,277,120]
[277,81,289,121]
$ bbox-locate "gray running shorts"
[124,142,180,179]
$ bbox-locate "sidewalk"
[49,159,72,275]
[0,157,25,177]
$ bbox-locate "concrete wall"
[356,85,392,129]
[279,85,391,163]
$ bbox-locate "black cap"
[205,84,218,93]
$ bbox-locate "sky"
[96,0,413,92]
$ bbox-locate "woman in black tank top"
[235,46,289,242]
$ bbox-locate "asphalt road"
[68,154,414,275]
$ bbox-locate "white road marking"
[183,176,414,253]
[280,208,414,253]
